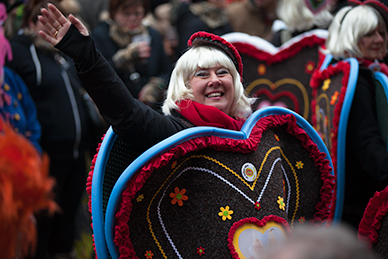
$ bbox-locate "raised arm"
[37,3,185,151]
[38,3,88,45]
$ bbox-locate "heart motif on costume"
[223,30,328,123]
[96,107,335,258]
[250,83,301,114]
[228,216,290,259]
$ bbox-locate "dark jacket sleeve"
[346,68,388,183]
[55,25,186,151]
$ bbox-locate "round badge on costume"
[241,163,257,182]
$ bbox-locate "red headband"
[348,0,388,27]
[188,31,243,81]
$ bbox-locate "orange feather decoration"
[0,118,57,259]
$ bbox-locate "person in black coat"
[325,0,388,229]
[91,0,172,111]
[5,0,104,258]
[171,0,233,58]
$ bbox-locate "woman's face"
[189,66,235,115]
[358,25,387,61]
[114,5,145,31]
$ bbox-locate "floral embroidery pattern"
[305,61,315,74]
[219,206,233,221]
[145,250,154,259]
[295,161,304,169]
[136,194,144,202]
[299,217,306,224]
[277,196,285,211]
[322,79,331,91]
[254,202,261,211]
[330,91,339,105]
[257,64,266,75]
[197,246,205,256]
[170,187,188,206]
[274,134,280,141]
[171,160,177,169]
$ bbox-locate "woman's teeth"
[207,92,222,97]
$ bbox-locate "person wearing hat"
[325,0,388,229]
[36,6,339,258]
[36,3,254,153]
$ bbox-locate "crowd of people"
[1,0,388,258]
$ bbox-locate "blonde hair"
[325,5,386,59]
[162,46,254,119]
[277,0,333,32]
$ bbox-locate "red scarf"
[359,59,388,76]
[176,100,244,131]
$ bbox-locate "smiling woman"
[35,4,341,258]
[36,3,254,153]
[324,0,388,230]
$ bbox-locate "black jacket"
[343,67,388,228]
[6,32,91,160]
[57,25,187,153]
[91,22,172,98]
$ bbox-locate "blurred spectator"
[5,0,105,258]
[2,0,24,39]
[76,0,109,31]
[272,0,333,47]
[324,1,388,230]
[1,66,42,153]
[143,2,179,62]
[227,0,278,41]
[0,0,42,153]
[171,0,233,58]
[91,0,172,111]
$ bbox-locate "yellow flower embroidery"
[136,194,144,202]
[322,79,331,91]
[218,206,233,221]
[295,161,304,169]
[277,196,285,211]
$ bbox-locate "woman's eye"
[194,71,208,77]
[217,69,229,75]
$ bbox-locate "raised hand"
[38,3,89,46]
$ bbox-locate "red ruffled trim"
[358,186,388,247]
[228,215,291,259]
[233,35,326,66]
[113,114,334,258]
[310,61,350,219]
[86,134,105,259]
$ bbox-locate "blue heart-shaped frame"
[91,106,337,259]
